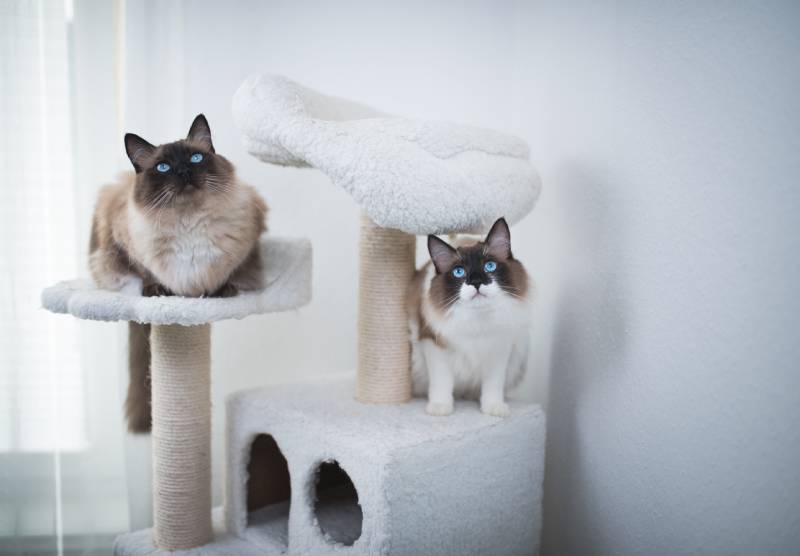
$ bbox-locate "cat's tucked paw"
[426,401,454,416]
[142,283,172,297]
[481,400,510,417]
[209,282,238,298]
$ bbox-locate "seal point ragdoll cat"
[89,114,267,432]
[407,217,531,417]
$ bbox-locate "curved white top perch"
[232,74,542,235]
[41,237,311,326]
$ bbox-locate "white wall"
[117,1,800,553]
[516,1,800,554]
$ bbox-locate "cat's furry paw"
[209,282,238,298]
[142,283,172,297]
[481,401,510,417]
[426,401,454,416]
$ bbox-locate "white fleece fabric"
[232,74,542,235]
[41,237,311,325]
[114,379,545,556]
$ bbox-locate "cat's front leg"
[480,343,513,417]
[208,282,238,298]
[142,281,173,297]
[422,340,454,416]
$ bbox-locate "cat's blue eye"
[484,261,497,273]
[452,266,466,278]
[190,153,203,163]
[156,162,170,173]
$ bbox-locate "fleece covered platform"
[232,74,542,235]
[41,237,311,325]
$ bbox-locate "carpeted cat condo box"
[225,380,546,556]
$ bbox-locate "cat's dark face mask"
[427,217,529,310]
[124,114,235,208]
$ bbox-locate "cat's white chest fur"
[410,264,532,416]
[127,204,230,296]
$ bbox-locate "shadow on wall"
[541,161,631,555]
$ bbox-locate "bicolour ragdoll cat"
[89,114,267,432]
[407,218,531,417]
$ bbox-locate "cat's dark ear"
[428,235,459,274]
[124,133,156,173]
[187,114,214,153]
[485,217,512,259]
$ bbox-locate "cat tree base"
[113,379,546,556]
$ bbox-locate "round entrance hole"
[246,434,291,548]
[313,460,363,546]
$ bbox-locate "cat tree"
[42,75,545,555]
[42,238,312,550]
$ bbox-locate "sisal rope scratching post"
[356,214,416,403]
[150,324,213,550]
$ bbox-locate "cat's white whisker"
[143,190,172,218]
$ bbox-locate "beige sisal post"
[150,324,213,550]
[356,214,416,403]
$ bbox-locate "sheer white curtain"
[0,1,142,554]
[0,0,84,454]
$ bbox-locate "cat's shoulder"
[232,179,267,215]
[231,180,268,234]
[95,172,135,216]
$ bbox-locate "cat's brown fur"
[89,115,267,432]
[406,262,448,348]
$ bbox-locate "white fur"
[410,264,531,417]
[126,186,252,296]
[128,204,218,293]
[128,203,212,291]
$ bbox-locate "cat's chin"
[167,187,210,207]
[459,293,494,306]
